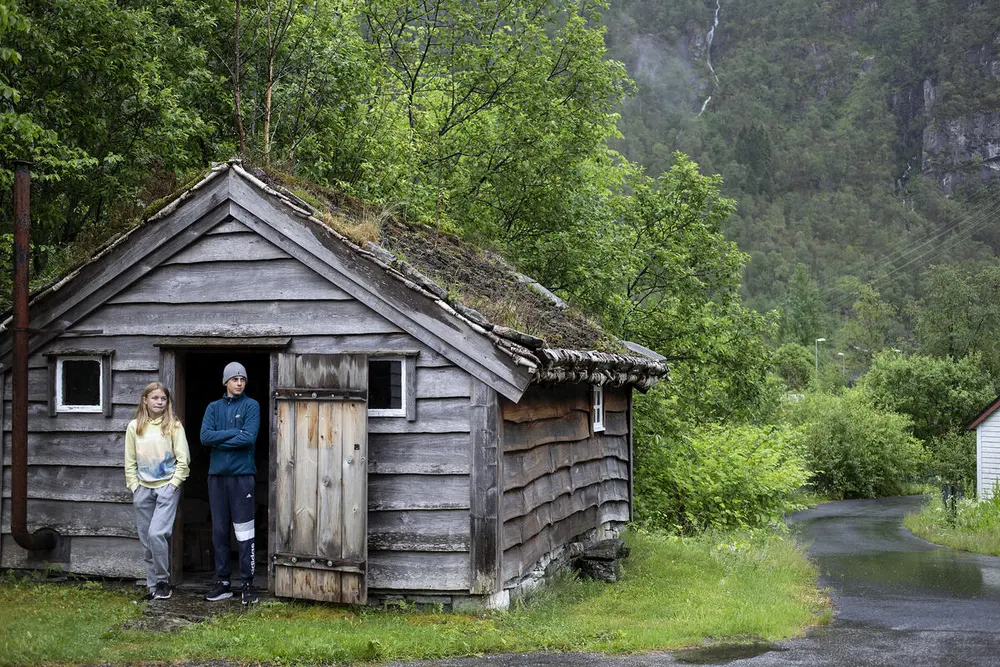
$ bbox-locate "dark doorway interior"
[177,350,270,583]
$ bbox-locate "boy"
[200,361,260,605]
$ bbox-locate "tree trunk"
[233,0,247,159]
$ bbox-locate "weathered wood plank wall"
[0,223,474,592]
[499,385,631,584]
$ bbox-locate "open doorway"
[175,350,271,587]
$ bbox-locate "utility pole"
[814,338,826,387]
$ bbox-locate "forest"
[3,0,1000,534]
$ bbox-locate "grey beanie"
[222,361,248,385]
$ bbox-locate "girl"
[125,382,190,600]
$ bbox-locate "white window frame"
[368,356,407,418]
[55,355,104,413]
[592,384,605,433]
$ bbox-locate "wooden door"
[273,353,368,603]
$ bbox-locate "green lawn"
[905,495,1000,556]
[0,530,829,665]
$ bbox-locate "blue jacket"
[200,392,260,476]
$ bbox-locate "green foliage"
[840,284,899,363]
[924,431,977,491]
[771,343,814,391]
[863,351,995,443]
[784,388,924,499]
[914,264,1000,378]
[779,265,824,347]
[604,0,1000,340]
[634,385,809,533]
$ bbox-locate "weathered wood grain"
[112,370,161,405]
[291,400,319,555]
[1,498,136,537]
[502,480,630,549]
[1,465,130,502]
[163,231,291,264]
[294,354,368,389]
[502,435,628,491]
[341,400,367,569]
[369,397,471,434]
[469,380,500,594]
[288,334,453,367]
[108,259,353,304]
[368,433,470,475]
[274,566,345,603]
[275,398,294,555]
[1,534,144,578]
[368,474,470,510]
[30,336,163,372]
[603,411,629,437]
[368,509,470,551]
[502,459,630,521]
[501,387,590,424]
[501,410,591,451]
[368,550,469,591]
[1,432,126,467]
[316,402,344,559]
[415,367,471,399]
[604,388,629,413]
[72,300,404,337]
[3,401,132,431]
[205,220,252,235]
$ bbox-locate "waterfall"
[697,0,721,117]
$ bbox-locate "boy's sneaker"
[205,580,233,601]
[153,581,172,600]
[241,582,259,606]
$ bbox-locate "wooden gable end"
[0,167,530,401]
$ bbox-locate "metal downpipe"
[10,160,58,552]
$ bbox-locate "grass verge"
[905,495,1000,556]
[1,529,829,665]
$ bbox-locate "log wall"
[499,384,631,584]
[1,221,474,592]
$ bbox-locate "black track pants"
[208,474,256,584]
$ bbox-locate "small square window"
[369,358,405,417]
[592,385,605,433]
[56,356,103,413]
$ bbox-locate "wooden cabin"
[0,162,668,607]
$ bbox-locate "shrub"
[634,388,809,533]
[784,388,924,499]
[925,431,977,489]
[771,342,815,391]
[863,351,994,443]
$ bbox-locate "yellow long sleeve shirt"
[124,418,190,492]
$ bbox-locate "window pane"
[369,360,403,410]
[62,359,101,406]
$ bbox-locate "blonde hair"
[134,382,179,436]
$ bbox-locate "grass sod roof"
[2,161,669,388]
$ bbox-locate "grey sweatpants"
[132,484,182,592]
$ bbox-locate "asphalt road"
[390,496,1000,667]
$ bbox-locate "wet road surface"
[390,496,1000,667]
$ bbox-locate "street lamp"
[837,352,845,383]
[814,338,826,386]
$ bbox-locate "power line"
[818,188,1000,301]
[818,191,1000,309]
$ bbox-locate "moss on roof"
[256,167,620,353]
